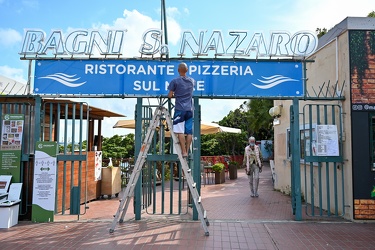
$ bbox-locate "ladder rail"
[163,108,210,234]
[118,113,162,221]
[109,108,161,232]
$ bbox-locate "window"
[286,124,316,160]
[300,125,316,159]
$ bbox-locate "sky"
[0,0,374,137]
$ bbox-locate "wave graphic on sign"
[39,73,86,87]
[251,75,298,89]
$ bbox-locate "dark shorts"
[172,110,193,134]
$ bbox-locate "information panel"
[32,141,57,223]
[34,60,304,97]
[316,125,339,156]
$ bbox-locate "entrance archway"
[0,58,345,230]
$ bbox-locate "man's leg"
[172,110,187,157]
[184,111,193,157]
[177,133,187,156]
[249,168,255,197]
[253,166,260,197]
[185,134,192,156]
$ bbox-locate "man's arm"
[256,145,263,169]
[167,90,174,98]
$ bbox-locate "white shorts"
[173,121,185,134]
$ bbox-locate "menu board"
[1,114,24,150]
[0,114,24,183]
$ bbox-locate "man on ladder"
[167,62,195,158]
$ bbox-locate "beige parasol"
[113,120,241,135]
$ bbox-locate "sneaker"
[250,193,255,197]
[255,193,259,197]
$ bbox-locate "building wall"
[273,99,292,194]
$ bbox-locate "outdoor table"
[204,166,214,184]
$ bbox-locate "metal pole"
[161,0,169,59]
[192,97,201,220]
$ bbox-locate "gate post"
[134,97,143,220]
[192,97,201,220]
[291,97,302,220]
[34,96,42,142]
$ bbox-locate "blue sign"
[34,60,304,97]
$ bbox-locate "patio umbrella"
[200,122,241,134]
[113,120,241,135]
[113,120,136,129]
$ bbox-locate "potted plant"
[228,161,238,180]
[212,163,225,184]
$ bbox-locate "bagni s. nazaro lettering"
[20,28,318,59]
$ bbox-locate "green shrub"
[229,161,238,166]
[212,163,225,173]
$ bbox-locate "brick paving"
[1,163,375,249]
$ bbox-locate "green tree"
[101,133,135,159]
[215,132,246,156]
[220,101,250,131]
[201,99,273,156]
[201,134,221,156]
[246,99,274,140]
[368,11,375,17]
[316,27,327,38]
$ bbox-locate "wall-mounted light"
[269,105,283,118]
[269,105,283,126]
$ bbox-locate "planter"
[101,167,121,198]
[214,171,226,184]
[228,164,238,180]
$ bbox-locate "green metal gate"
[41,101,89,216]
[135,99,190,216]
[301,103,345,217]
[290,100,345,219]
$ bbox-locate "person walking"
[167,62,195,158]
[243,136,263,197]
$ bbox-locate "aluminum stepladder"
[109,105,210,236]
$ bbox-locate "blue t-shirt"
[168,76,194,111]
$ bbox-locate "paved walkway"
[1,163,375,249]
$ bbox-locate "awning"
[0,75,27,95]
[43,99,126,119]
